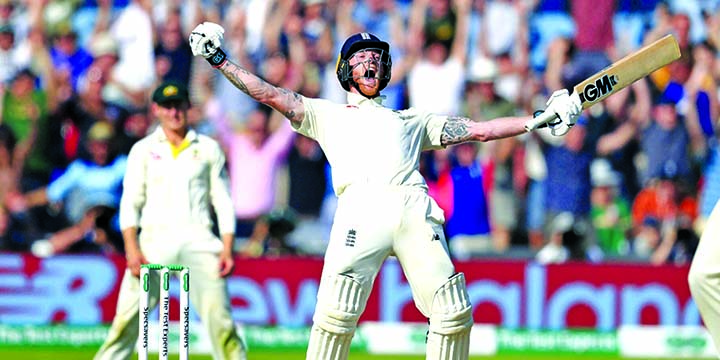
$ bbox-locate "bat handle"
[524,110,559,132]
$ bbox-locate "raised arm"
[188,22,305,126]
[440,115,531,146]
[215,60,305,124]
[441,89,584,146]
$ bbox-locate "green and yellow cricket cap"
[151,81,189,105]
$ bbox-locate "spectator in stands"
[48,63,127,167]
[212,105,295,239]
[202,3,257,130]
[565,0,615,84]
[633,216,662,260]
[463,56,520,252]
[537,211,594,264]
[590,158,631,257]
[445,142,492,258]
[48,24,93,94]
[72,0,119,49]
[0,22,26,84]
[634,214,699,266]
[0,203,35,251]
[407,0,469,116]
[631,166,698,265]
[1,69,51,187]
[9,121,127,257]
[480,0,523,58]
[631,168,698,235]
[285,134,329,253]
[425,148,453,222]
[115,107,151,156]
[0,0,26,39]
[84,32,119,86]
[639,97,693,186]
[240,208,299,258]
[538,119,595,261]
[262,1,306,92]
[0,123,18,205]
[154,8,193,84]
[104,0,155,109]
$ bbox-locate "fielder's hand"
[543,89,582,136]
[189,22,227,68]
[126,248,149,278]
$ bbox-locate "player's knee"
[313,274,366,335]
[428,273,473,335]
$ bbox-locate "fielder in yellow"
[189,21,581,360]
[94,81,246,360]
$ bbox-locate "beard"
[352,68,382,95]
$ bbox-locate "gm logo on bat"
[578,74,618,103]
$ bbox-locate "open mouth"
[364,69,376,79]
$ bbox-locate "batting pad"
[426,273,473,360]
[306,274,366,360]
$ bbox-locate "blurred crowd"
[0,0,718,266]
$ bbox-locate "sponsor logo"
[345,229,357,247]
[665,334,707,351]
[162,85,178,97]
[162,297,170,356]
[0,254,704,331]
[182,306,190,349]
[212,53,224,64]
[142,307,149,349]
[578,74,618,103]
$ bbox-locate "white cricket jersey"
[119,127,236,235]
[295,92,449,196]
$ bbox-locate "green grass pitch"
[0,348,711,360]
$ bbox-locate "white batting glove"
[189,22,227,67]
[543,89,582,136]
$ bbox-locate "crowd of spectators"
[0,0,718,266]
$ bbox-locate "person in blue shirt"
[8,121,127,256]
[446,142,492,259]
[49,25,94,93]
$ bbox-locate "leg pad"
[426,273,473,360]
[306,274,366,360]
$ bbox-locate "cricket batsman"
[689,201,720,353]
[189,21,581,359]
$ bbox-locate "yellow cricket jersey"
[295,92,448,196]
[119,127,236,236]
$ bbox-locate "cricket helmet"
[336,32,392,94]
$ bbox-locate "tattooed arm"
[216,59,305,126]
[440,115,533,146]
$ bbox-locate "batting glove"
[189,22,227,68]
[543,89,582,136]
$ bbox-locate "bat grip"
[524,110,559,132]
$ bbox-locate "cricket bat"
[525,34,681,131]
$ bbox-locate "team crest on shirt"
[150,151,162,160]
[192,149,200,160]
[345,229,357,247]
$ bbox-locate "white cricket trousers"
[323,184,456,319]
[689,200,720,356]
[94,228,245,360]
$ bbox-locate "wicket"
[139,264,190,360]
